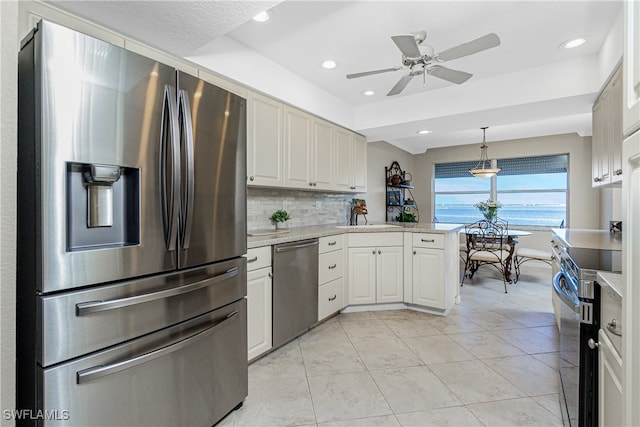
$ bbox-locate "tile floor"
[221,264,561,426]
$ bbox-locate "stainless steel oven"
[556,247,621,427]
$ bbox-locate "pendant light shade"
[469,127,500,178]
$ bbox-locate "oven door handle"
[76,310,239,384]
[553,272,579,313]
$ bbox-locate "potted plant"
[269,209,291,229]
[475,199,502,222]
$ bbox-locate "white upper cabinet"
[623,0,640,136]
[247,91,284,187]
[284,106,313,189]
[312,118,334,190]
[592,66,623,186]
[334,127,367,192]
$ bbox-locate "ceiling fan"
[346,31,500,96]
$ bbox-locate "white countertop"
[247,223,463,249]
[551,228,623,251]
[598,271,623,301]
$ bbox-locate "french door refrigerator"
[17,20,247,427]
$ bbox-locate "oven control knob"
[587,338,600,350]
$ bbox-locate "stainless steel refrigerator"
[17,20,247,426]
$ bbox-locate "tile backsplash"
[247,188,353,231]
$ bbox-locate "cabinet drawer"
[246,246,271,272]
[412,233,444,249]
[319,234,344,254]
[348,232,403,247]
[319,250,344,284]
[318,278,344,321]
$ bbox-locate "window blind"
[435,154,567,178]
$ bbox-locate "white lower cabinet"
[599,329,623,427]
[412,247,445,307]
[348,245,403,305]
[318,235,346,321]
[246,247,272,361]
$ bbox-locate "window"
[434,154,568,227]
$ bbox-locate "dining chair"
[461,219,512,293]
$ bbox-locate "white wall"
[1,1,18,424]
[364,141,415,224]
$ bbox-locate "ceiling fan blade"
[387,74,414,96]
[428,65,473,84]
[346,66,402,79]
[391,35,421,58]
[437,33,501,62]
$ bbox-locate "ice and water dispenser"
[67,162,140,251]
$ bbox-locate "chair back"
[465,219,508,252]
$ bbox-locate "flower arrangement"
[269,209,291,229]
[475,199,502,222]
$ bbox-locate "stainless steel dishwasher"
[272,239,319,348]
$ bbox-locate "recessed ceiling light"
[363,90,375,96]
[417,130,432,135]
[560,37,587,49]
[321,60,337,69]
[252,11,271,22]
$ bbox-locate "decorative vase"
[276,222,287,230]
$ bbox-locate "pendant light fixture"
[469,127,500,178]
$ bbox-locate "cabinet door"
[352,134,367,191]
[610,70,624,183]
[247,267,272,360]
[334,127,353,191]
[247,92,283,187]
[376,246,403,303]
[592,100,604,186]
[412,247,445,308]
[312,118,334,190]
[284,106,312,188]
[598,330,623,427]
[623,0,640,135]
[348,247,376,304]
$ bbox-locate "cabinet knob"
[615,169,623,176]
[413,250,416,255]
[328,241,337,246]
[249,176,255,181]
[372,250,376,255]
[309,182,313,186]
[350,186,356,190]
[593,177,601,182]
[328,264,337,269]
[587,338,599,350]
[268,272,273,278]
[378,250,381,254]
[328,295,337,301]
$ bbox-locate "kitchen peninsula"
[246,223,462,361]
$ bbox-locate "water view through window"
[434,155,568,227]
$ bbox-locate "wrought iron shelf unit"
[385,161,419,223]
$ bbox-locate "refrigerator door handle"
[76,310,239,384]
[161,85,180,251]
[75,267,239,316]
[178,89,195,250]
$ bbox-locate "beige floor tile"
[498,309,557,328]
[318,415,400,426]
[337,311,379,322]
[448,330,525,359]
[234,377,316,426]
[402,334,476,365]
[460,310,527,330]
[249,339,306,383]
[532,393,564,420]
[374,309,426,320]
[382,316,444,338]
[371,366,462,413]
[427,313,485,335]
[429,360,526,404]
[301,339,366,377]
[353,337,424,370]
[299,318,351,346]
[532,352,572,369]
[491,327,559,354]
[395,406,484,427]
[482,355,559,396]
[308,372,393,423]
[340,319,397,342]
[467,397,562,426]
